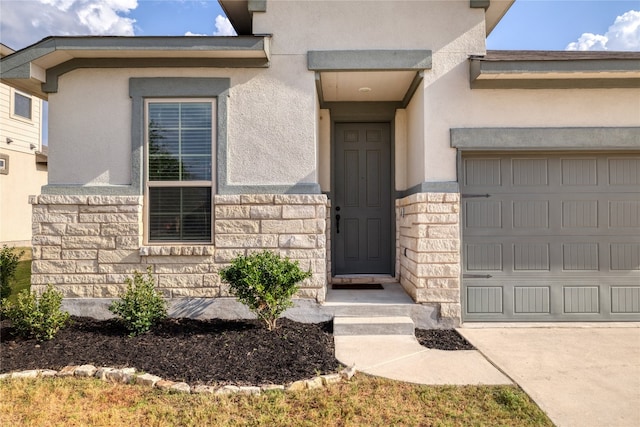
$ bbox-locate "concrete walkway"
[334,334,512,385]
[458,325,640,427]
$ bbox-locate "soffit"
[0,36,270,99]
[470,50,640,89]
[320,71,416,102]
[308,50,431,107]
[484,0,515,35]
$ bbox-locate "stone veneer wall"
[29,194,327,305]
[396,193,461,322]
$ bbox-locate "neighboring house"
[0,44,48,247]
[0,0,638,325]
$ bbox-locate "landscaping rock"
[305,377,324,390]
[286,380,307,391]
[321,373,342,385]
[105,368,136,384]
[75,365,97,377]
[57,366,78,377]
[155,380,176,390]
[170,382,191,393]
[12,370,40,379]
[239,386,261,395]
[135,373,162,387]
[192,385,216,394]
[95,367,115,380]
[261,384,285,392]
[215,385,240,395]
[40,369,58,378]
[340,364,356,381]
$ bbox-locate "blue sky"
[1,1,638,146]
[1,0,639,52]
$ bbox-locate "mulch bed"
[1,317,474,386]
[415,328,475,351]
[0,317,339,386]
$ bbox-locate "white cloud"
[566,10,640,51]
[0,0,138,50]
[213,14,236,36]
[184,15,236,38]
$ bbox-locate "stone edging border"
[0,364,358,395]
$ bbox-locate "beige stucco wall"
[250,1,640,189]
[48,60,319,188]
[0,82,46,245]
[252,0,488,191]
[419,61,640,184]
[253,0,484,54]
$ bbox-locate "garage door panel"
[610,243,640,270]
[609,200,640,228]
[462,152,640,322]
[464,158,502,186]
[465,243,502,271]
[514,243,550,271]
[608,157,640,186]
[464,200,502,228]
[563,286,600,313]
[465,236,639,275]
[511,158,549,186]
[611,287,640,313]
[514,286,550,314]
[561,158,598,186]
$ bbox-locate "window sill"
[139,245,214,257]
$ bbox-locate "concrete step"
[333,316,415,336]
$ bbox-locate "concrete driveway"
[458,325,640,427]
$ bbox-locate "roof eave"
[471,0,515,36]
[470,52,640,89]
[219,0,267,36]
[0,36,271,99]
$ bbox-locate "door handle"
[335,214,341,234]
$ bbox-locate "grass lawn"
[1,247,553,426]
[4,247,32,303]
[0,376,553,427]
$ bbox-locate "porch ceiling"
[319,70,417,103]
[308,49,431,108]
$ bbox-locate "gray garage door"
[461,152,640,321]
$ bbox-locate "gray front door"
[334,122,392,275]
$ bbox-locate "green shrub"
[3,284,70,341]
[219,250,312,331]
[109,267,167,336]
[0,245,24,300]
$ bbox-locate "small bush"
[109,267,167,336]
[0,245,24,300]
[3,284,70,341]
[219,250,312,331]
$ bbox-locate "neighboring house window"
[13,91,32,120]
[146,99,215,242]
[0,154,8,175]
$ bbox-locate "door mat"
[331,283,384,290]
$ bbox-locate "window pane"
[149,103,179,128]
[181,129,212,155]
[148,102,212,183]
[14,93,31,119]
[149,187,211,242]
[181,103,212,127]
[181,157,212,181]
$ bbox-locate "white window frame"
[10,88,33,122]
[144,98,216,244]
